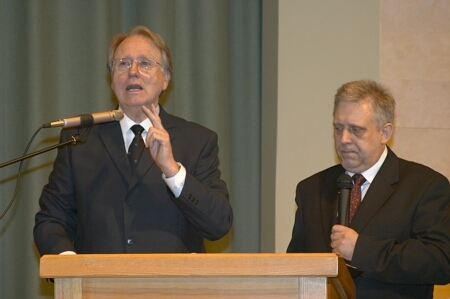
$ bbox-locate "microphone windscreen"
[337,173,353,189]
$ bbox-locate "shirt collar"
[119,105,159,133]
[346,146,388,184]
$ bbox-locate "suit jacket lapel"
[320,166,345,250]
[320,190,338,251]
[97,122,132,184]
[350,148,399,231]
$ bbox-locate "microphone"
[43,110,124,128]
[337,173,353,226]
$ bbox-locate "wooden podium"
[40,253,355,299]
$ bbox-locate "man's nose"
[128,60,140,74]
[340,129,352,143]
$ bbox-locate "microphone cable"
[0,125,89,219]
[0,126,42,219]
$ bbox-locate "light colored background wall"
[380,0,450,178]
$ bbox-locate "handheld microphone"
[43,110,124,128]
[337,173,353,226]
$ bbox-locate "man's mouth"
[126,84,143,91]
[340,148,356,155]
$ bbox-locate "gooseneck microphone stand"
[0,125,87,219]
[0,135,81,169]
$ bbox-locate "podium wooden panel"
[40,253,355,299]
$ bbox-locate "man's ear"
[163,73,170,90]
[381,123,393,144]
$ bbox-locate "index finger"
[331,224,345,233]
[142,104,163,129]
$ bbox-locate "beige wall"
[380,0,450,179]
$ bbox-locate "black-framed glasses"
[111,57,162,73]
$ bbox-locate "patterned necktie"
[349,174,366,223]
[128,125,145,172]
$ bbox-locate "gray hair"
[333,80,395,128]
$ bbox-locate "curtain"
[0,0,262,297]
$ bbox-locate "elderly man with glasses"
[34,25,233,255]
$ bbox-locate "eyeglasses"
[110,57,162,73]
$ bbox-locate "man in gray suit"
[34,25,233,254]
[287,80,450,298]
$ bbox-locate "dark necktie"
[128,125,145,172]
[349,174,366,223]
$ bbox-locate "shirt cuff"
[162,162,186,197]
[59,251,76,255]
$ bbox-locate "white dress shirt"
[346,146,388,201]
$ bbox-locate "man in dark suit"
[287,80,450,298]
[34,25,233,254]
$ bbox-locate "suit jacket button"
[127,239,134,245]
